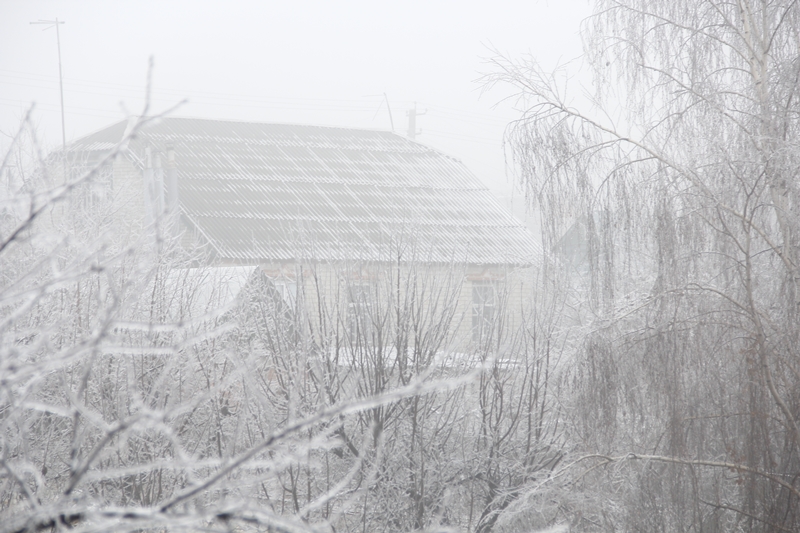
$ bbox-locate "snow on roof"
[71,117,540,265]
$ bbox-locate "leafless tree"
[489,1,800,530]
[238,250,570,533]
[0,111,475,533]
[2,110,572,533]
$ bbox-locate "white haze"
[0,0,591,204]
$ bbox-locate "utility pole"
[406,102,426,141]
[367,93,396,132]
[383,93,395,132]
[30,18,66,151]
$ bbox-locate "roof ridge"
[160,115,395,133]
[62,116,540,265]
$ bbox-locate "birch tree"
[490,1,800,530]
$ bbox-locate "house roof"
[70,117,539,265]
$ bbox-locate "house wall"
[110,155,147,239]
[44,152,149,246]
[254,260,535,358]
[56,151,204,256]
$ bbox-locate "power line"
[424,129,502,145]
[0,68,513,129]
[0,81,387,114]
[0,99,120,119]
[0,77,416,119]
[416,101,509,122]
[0,68,417,109]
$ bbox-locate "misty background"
[5,2,800,532]
[0,0,591,219]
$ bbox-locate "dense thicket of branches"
[0,113,569,532]
[491,0,800,531]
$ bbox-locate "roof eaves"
[181,211,225,259]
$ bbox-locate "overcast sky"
[1,0,591,200]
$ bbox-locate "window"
[472,281,497,343]
[73,162,113,214]
[347,283,373,339]
[272,279,297,308]
[259,277,296,322]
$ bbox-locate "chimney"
[165,144,179,236]
[142,145,164,227]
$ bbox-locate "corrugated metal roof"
[71,117,539,265]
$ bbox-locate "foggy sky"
[0,0,590,199]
